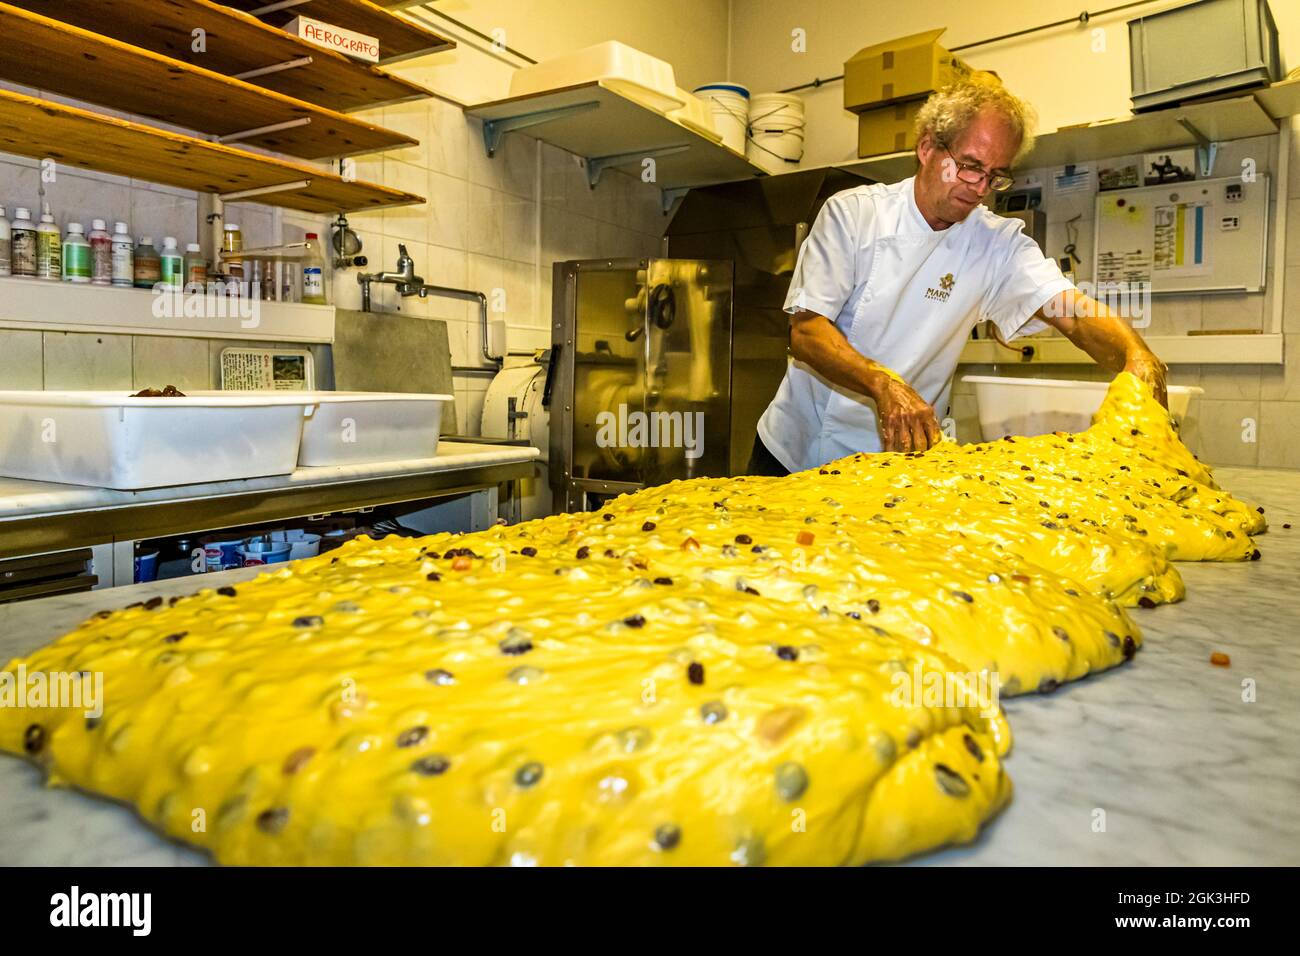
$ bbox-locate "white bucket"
[693,82,749,154]
[746,92,804,174]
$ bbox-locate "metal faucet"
[358,243,424,310]
[354,244,501,368]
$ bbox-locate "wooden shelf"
[0,88,423,214]
[7,0,440,113]
[0,3,415,160]
[219,0,454,64]
[466,82,767,198]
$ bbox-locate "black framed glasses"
[940,144,1015,192]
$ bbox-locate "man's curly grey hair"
[913,73,1037,164]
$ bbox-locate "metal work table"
[0,466,1296,866]
[0,441,540,585]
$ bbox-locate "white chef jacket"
[757,176,1075,473]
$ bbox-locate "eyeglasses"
[940,144,1015,192]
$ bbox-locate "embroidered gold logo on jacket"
[925,273,955,302]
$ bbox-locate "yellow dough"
[0,373,1263,866]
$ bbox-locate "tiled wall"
[954,126,1300,470]
[339,97,666,433]
[0,96,666,436]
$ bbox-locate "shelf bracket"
[249,0,313,15]
[660,186,690,214]
[219,180,312,202]
[587,145,690,188]
[234,57,314,82]
[1176,117,1219,177]
[480,101,599,157]
[217,118,311,144]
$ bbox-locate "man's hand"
[1124,349,1168,408]
[869,371,941,453]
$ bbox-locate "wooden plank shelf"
[466,82,767,199]
[0,2,415,160]
[219,0,454,64]
[0,88,424,214]
[6,0,440,113]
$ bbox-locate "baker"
[749,76,1168,476]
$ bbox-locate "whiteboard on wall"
[1092,175,1269,294]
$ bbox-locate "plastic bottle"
[222,222,243,284]
[133,236,161,289]
[160,237,184,290]
[61,223,92,283]
[88,219,112,286]
[9,207,36,278]
[110,222,133,288]
[0,205,11,278]
[301,232,327,304]
[183,242,207,289]
[36,207,61,281]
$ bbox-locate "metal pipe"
[778,0,1163,95]
[418,283,499,367]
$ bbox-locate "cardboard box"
[843,28,969,113]
[857,100,926,157]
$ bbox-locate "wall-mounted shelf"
[0,3,415,160]
[219,0,454,64]
[838,151,918,184]
[0,88,423,213]
[6,0,440,113]
[841,84,1299,186]
[0,275,335,343]
[466,81,767,198]
[959,333,1283,366]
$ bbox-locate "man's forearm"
[788,312,901,401]
[1042,289,1154,368]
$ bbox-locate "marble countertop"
[1,466,1297,866]
[0,441,540,521]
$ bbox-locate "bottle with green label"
[160,236,184,290]
[36,207,61,281]
[61,222,91,283]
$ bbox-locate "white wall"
[729,0,1300,168]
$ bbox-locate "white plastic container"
[693,82,749,154]
[746,92,804,173]
[296,391,452,466]
[509,41,683,112]
[667,87,721,142]
[0,391,312,490]
[962,376,1203,440]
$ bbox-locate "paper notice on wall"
[1053,163,1094,196]
[220,348,314,390]
[1096,249,1152,286]
[1153,201,1209,275]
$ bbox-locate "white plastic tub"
[0,390,311,490]
[509,41,683,112]
[747,91,804,173]
[693,82,749,153]
[296,391,452,467]
[962,376,1202,440]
